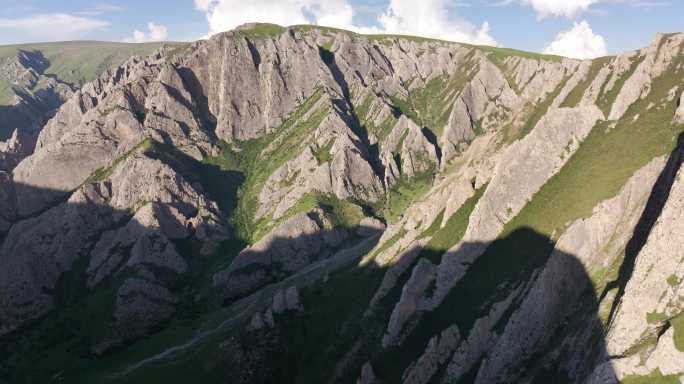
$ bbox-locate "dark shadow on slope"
[602,132,684,323]
[0,142,245,380]
[176,67,218,134]
[213,214,383,306]
[368,228,615,384]
[0,170,618,383]
[0,150,384,383]
[0,95,61,144]
[142,140,245,219]
[128,228,614,384]
[245,39,262,69]
[421,127,442,164]
[16,49,50,74]
[160,228,618,384]
[0,50,68,143]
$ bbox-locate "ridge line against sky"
[0,0,680,59]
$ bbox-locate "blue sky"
[0,0,681,59]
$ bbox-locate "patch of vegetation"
[0,266,135,383]
[205,88,328,243]
[70,258,387,383]
[387,62,478,139]
[50,313,229,383]
[590,249,624,294]
[354,93,375,123]
[367,228,407,262]
[85,138,155,183]
[560,57,612,108]
[671,312,684,352]
[0,79,14,105]
[621,369,680,384]
[163,43,192,61]
[354,94,399,148]
[417,208,445,239]
[252,193,366,241]
[506,50,683,240]
[418,185,486,264]
[381,171,435,223]
[254,262,387,384]
[666,274,680,287]
[470,44,563,63]
[646,311,668,324]
[375,115,399,144]
[486,53,523,95]
[320,41,334,52]
[293,24,353,37]
[388,94,418,122]
[410,75,454,134]
[313,139,334,165]
[234,23,287,39]
[597,53,646,118]
[366,34,452,45]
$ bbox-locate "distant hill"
[0,41,188,169]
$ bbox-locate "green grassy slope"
[0,41,175,87]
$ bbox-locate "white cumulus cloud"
[543,20,607,59]
[195,0,311,36]
[376,0,497,45]
[194,0,497,46]
[124,22,169,43]
[0,13,109,43]
[522,0,599,18]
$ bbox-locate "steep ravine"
[0,24,683,384]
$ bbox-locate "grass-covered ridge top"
[231,23,583,61]
[0,40,177,87]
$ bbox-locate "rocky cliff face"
[0,42,168,171]
[0,24,683,383]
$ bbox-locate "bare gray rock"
[384,258,437,347]
[675,91,684,125]
[257,107,384,220]
[402,325,461,384]
[86,203,188,289]
[272,290,287,315]
[285,286,302,311]
[441,97,475,162]
[381,115,438,184]
[107,276,177,349]
[609,33,684,120]
[357,362,378,384]
[603,159,684,361]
